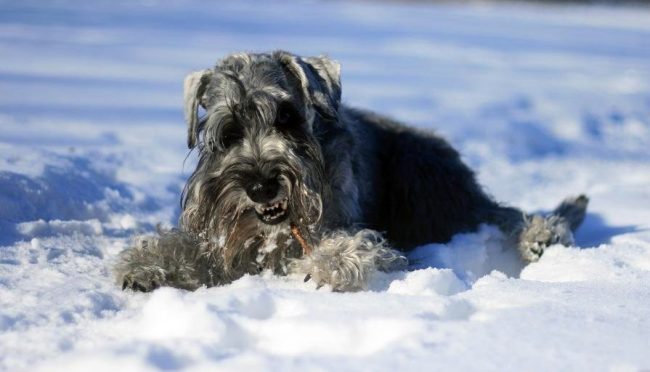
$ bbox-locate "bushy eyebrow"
[275,100,303,121]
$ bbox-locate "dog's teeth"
[255,198,288,223]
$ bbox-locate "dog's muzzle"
[246,177,289,225]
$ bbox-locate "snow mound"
[2,0,650,371]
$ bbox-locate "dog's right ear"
[183,69,213,149]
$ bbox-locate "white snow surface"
[1,1,650,370]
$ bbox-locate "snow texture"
[1,1,650,371]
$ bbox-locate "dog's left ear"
[274,51,341,121]
[184,69,213,149]
[303,55,342,116]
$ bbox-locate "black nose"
[246,178,280,204]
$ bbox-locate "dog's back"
[341,107,498,250]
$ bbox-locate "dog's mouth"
[254,198,289,225]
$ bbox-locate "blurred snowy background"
[1,1,649,370]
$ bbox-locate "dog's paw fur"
[518,215,573,262]
[120,265,167,292]
[114,232,206,292]
[289,229,408,292]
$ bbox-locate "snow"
[1,0,650,370]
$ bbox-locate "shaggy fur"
[116,50,588,292]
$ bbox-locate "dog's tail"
[551,194,589,232]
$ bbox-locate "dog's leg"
[552,194,589,232]
[115,229,216,292]
[490,195,589,262]
[516,195,589,262]
[517,214,572,262]
[288,229,408,292]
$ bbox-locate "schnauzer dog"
[116,50,588,292]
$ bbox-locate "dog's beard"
[217,180,322,278]
[181,163,323,278]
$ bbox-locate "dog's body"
[116,51,588,292]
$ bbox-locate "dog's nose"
[246,178,280,204]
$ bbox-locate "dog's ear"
[183,69,213,149]
[274,51,341,121]
[303,55,342,114]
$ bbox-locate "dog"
[115,50,588,292]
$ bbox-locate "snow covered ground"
[1,0,650,370]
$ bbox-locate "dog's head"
[180,51,341,249]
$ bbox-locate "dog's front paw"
[290,253,363,292]
[289,229,407,292]
[120,266,166,292]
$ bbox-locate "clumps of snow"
[521,236,650,284]
[250,315,425,357]
[115,214,139,230]
[256,231,282,264]
[408,225,525,282]
[2,0,650,370]
[387,268,467,296]
[138,289,228,343]
[18,219,103,238]
[0,153,158,246]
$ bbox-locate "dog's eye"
[275,102,302,131]
[219,125,243,149]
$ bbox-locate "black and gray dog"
[116,51,588,292]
